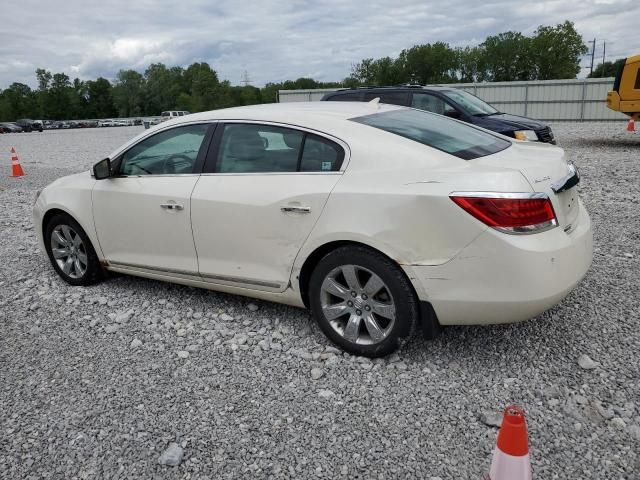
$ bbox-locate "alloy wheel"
[50,224,88,279]
[320,264,396,345]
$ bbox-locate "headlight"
[513,130,538,141]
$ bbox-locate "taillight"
[450,192,557,234]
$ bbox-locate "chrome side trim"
[106,261,283,290]
[112,173,200,178]
[200,272,281,289]
[200,171,342,177]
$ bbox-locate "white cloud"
[1,0,637,88]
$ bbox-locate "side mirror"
[93,158,112,180]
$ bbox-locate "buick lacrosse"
[34,102,592,356]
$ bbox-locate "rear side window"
[327,93,362,101]
[216,124,344,173]
[363,91,410,106]
[351,108,510,160]
[300,135,344,172]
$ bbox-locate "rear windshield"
[350,108,510,160]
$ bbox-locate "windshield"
[441,90,498,116]
[350,108,510,160]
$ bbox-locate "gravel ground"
[0,123,639,479]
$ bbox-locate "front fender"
[33,171,104,260]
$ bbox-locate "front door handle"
[281,205,311,214]
[160,203,184,211]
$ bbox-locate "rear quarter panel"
[292,131,532,287]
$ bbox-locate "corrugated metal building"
[278,78,626,121]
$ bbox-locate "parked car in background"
[98,120,115,127]
[0,122,24,133]
[34,102,591,356]
[161,111,190,122]
[16,119,43,132]
[322,86,556,144]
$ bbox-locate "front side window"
[120,124,208,175]
[351,108,510,160]
[216,124,344,173]
[441,90,498,116]
[411,93,456,116]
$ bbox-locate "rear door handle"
[281,206,311,214]
[160,203,184,211]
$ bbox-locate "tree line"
[0,21,604,122]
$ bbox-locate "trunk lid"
[473,142,580,230]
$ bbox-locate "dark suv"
[321,86,555,144]
[15,119,43,132]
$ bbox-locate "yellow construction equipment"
[607,55,640,120]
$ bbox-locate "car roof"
[328,85,456,95]
[108,102,407,159]
[176,101,405,125]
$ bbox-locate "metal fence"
[278,78,627,121]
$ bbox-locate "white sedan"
[33,102,592,357]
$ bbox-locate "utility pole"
[241,71,252,87]
[602,42,606,68]
[588,39,596,76]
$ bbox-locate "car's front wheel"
[44,213,103,286]
[309,245,419,357]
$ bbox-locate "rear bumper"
[404,200,592,325]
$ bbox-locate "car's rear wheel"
[309,245,418,357]
[44,213,103,286]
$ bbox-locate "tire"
[44,213,104,286]
[309,245,419,357]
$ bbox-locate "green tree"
[480,32,534,81]
[112,69,145,117]
[456,46,486,83]
[588,58,626,78]
[183,62,221,111]
[0,83,37,121]
[530,21,587,80]
[397,43,459,84]
[86,77,116,118]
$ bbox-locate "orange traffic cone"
[10,147,25,177]
[627,119,635,132]
[487,406,532,480]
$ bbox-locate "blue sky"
[1,0,637,88]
